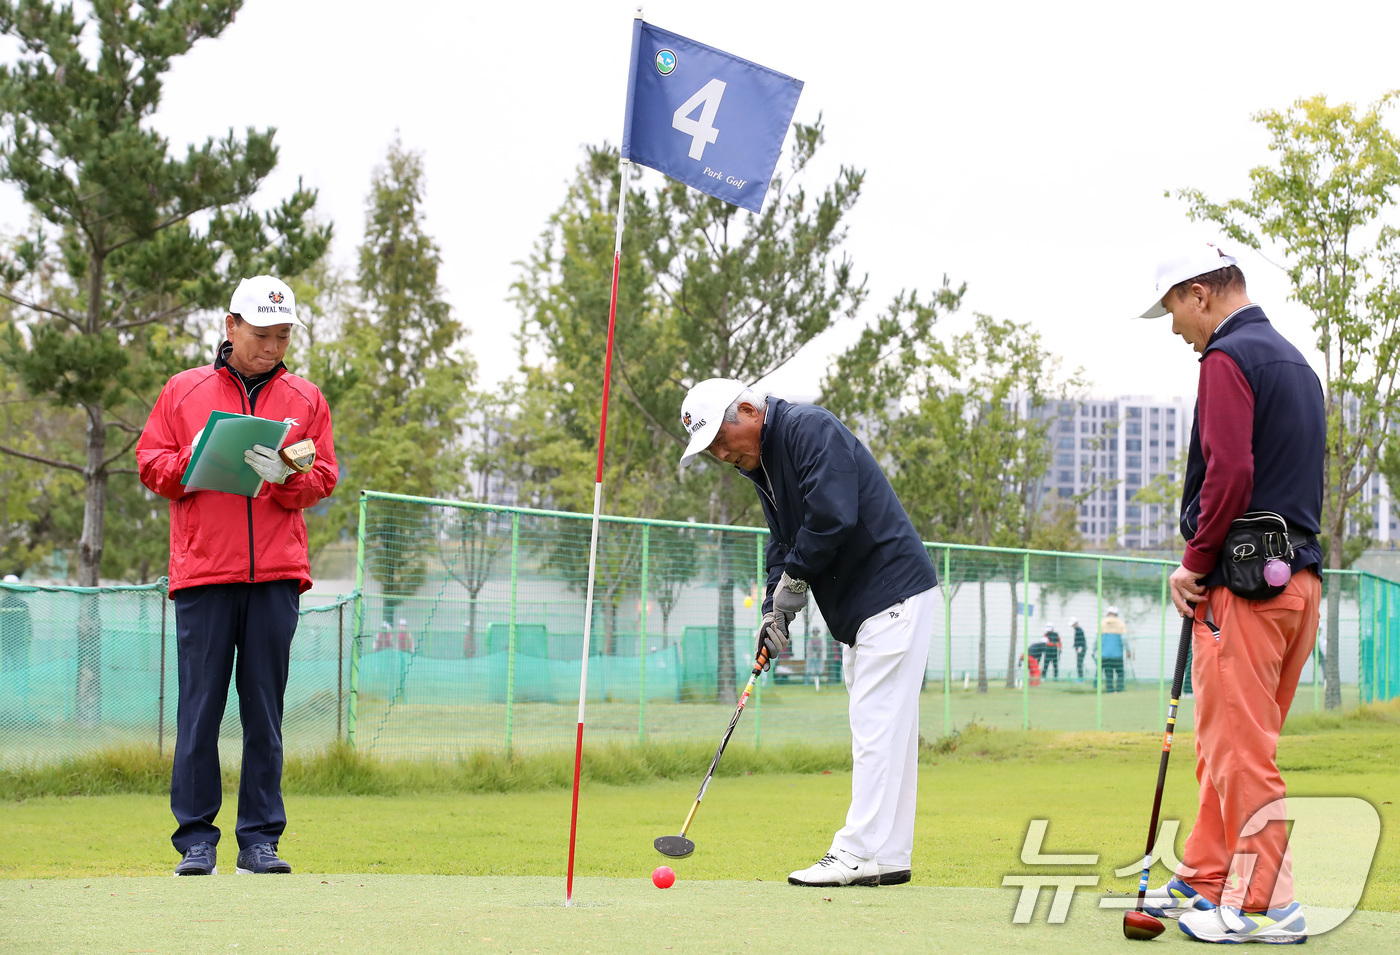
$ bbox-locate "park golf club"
[1124,613,1201,941]
[654,645,771,859]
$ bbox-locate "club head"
[1123,909,1166,940]
[654,835,695,859]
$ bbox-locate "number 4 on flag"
[672,78,726,161]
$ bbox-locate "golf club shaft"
[1135,613,1196,909]
[677,648,768,838]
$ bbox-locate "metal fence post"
[1095,557,1104,731]
[639,524,650,745]
[158,582,167,757]
[506,512,520,757]
[348,492,369,747]
[754,531,764,749]
[337,599,345,742]
[1159,565,1167,721]
[943,546,952,737]
[1022,552,1030,731]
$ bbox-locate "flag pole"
[565,7,643,908]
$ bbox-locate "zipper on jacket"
[233,373,257,583]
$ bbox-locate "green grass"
[3,712,1397,913]
[4,876,1399,954]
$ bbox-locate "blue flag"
[621,20,803,214]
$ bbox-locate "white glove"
[772,572,809,615]
[244,444,292,484]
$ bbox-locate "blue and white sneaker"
[1143,877,1217,920]
[1179,901,1307,944]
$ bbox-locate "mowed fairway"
[4,876,1400,954]
[2,722,1397,953]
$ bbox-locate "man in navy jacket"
[679,379,939,887]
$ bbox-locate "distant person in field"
[1137,243,1323,943]
[1098,606,1125,693]
[1042,623,1062,680]
[1070,617,1087,681]
[137,276,338,878]
[679,379,938,889]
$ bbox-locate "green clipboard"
[179,411,292,497]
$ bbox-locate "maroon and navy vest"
[1180,305,1325,586]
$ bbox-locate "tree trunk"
[715,473,737,705]
[1005,575,1019,689]
[76,400,107,726]
[466,596,479,657]
[977,578,988,693]
[716,531,736,705]
[1324,512,1344,709]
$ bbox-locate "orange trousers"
[1180,570,1320,912]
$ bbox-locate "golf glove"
[244,444,292,484]
[755,610,793,669]
[772,572,809,615]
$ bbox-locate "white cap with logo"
[229,275,305,328]
[1139,242,1238,318]
[679,378,749,467]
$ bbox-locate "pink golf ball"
[1264,558,1290,587]
[652,865,676,889]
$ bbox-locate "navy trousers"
[171,580,299,852]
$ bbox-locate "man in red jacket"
[137,275,338,877]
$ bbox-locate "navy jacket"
[738,399,938,645]
[1180,305,1325,585]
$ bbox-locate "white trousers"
[830,585,937,867]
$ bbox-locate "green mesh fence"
[0,581,355,768]
[1,489,1395,767]
[344,492,1393,760]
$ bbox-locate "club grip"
[1170,615,1193,698]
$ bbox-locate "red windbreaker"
[136,349,338,595]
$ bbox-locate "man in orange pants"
[1137,243,1324,944]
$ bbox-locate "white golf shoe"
[1178,901,1307,944]
[876,863,912,885]
[788,848,880,887]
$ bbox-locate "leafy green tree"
[1126,449,1188,547]
[514,122,866,702]
[0,2,329,722]
[826,309,1083,691]
[1176,93,1400,709]
[304,139,472,623]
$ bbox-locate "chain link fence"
[2,490,1396,766]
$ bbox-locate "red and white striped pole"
[564,150,631,906]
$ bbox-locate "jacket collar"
[1201,303,1267,358]
[214,340,287,381]
[737,397,787,480]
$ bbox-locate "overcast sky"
[5,0,1400,404]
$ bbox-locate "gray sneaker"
[174,842,217,876]
[235,842,291,874]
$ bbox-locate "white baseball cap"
[228,275,304,328]
[679,378,749,467]
[1107,605,1120,615]
[1139,242,1238,318]
[2,574,18,583]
